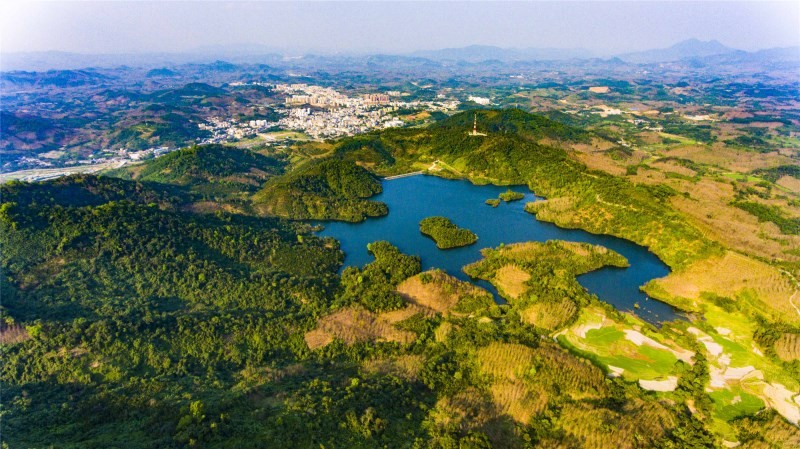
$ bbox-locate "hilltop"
[618,39,738,63]
[252,158,387,221]
[112,144,282,190]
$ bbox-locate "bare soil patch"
[650,251,798,321]
[304,306,416,349]
[362,354,424,380]
[521,299,577,330]
[397,270,490,313]
[494,264,531,299]
[0,324,30,345]
[775,333,800,361]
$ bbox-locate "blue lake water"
[317,175,680,324]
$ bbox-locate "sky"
[1,1,799,55]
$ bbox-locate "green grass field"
[710,388,765,422]
[559,308,685,382]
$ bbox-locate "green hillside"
[107,144,284,206]
[330,110,716,268]
[1,175,717,449]
[252,158,387,222]
[3,109,796,448]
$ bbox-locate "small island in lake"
[499,189,525,202]
[485,198,501,207]
[419,216,479,249]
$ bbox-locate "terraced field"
[645,251,800,322]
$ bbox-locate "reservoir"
[317,175,679,324]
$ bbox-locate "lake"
[317,175,680,324]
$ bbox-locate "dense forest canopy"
[419,216,478,249]
[252,158,388,222]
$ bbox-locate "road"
[0,160,128,184]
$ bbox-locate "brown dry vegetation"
[646,251,799,322]
[668,179,800,262]
[569,142,629,176]
[361,354,424,380]
[651,160,698,178]
[431,387,498,431]
[476,342,546,423]
[396,270,491,314]
[476,342,609,424]
[777,176,800,195]
[774,333,800,362]
[303,328,334,350]
[663,144,794,172]
[303,306,416,349]
[629,166,669,185]
[520,299,578,330]
[185,201,246,215]
[478,342,536,381]
[493,265,531,299]
[624,160,799,261]
[434,321,452,343]
[488,381,548,425]
[556,400,677,449]
[0,324,30,345]
[737,412,800,449]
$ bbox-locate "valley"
[2,47,800,448]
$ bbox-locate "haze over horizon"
[1,1,799,57]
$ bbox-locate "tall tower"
[468,112,486,137]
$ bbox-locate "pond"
[317,175,680,324]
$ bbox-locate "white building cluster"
[468,96,492,105]
[200,83,460,142]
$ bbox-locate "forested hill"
[328,109,715,268]
[2,110,791,448]
[325,109,591,176]
[0,175,344,320]
[0,174,720,449]
[252,158,388,222]
[0,174,183,210]
[110,144,284,196]
[429,108,589,142]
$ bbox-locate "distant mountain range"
[617,39,737,63]
[411,40,799,65]
[410,45,594,62]
[2,39,798,71]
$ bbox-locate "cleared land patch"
[669,178,799,262]
[493,264,530,299]
[520,298,578,330]
[476,341,609,424]
[777,175,800,194]
[645,251,799,322]
[558,307,692,385]
[361,354,424,380]
[304,306,416,349]
[396,269,496,315]
[775,333,800,361]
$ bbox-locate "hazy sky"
[1,1,799,55]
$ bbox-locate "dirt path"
[594,193,641,212]
[780,269,800,318]
[429,159,463,176]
